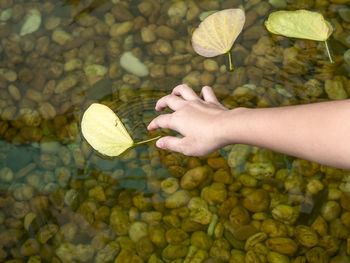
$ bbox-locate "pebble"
[55,74,78,94]
[203,59,219,72]
[168,1,187,18]
[187,1,200,21]
[52,29,73,45]
[84,64,108,76]
[138,1,154,17]
[183,71,201,87]
[105,12,115,26]
[20,9,41,36]
[2,106,17,120]
[89,185,106,202]
[64,58,83,72]
[64,189,79,207]
[344,49,350,66]
[109,21,133,37]
[56,243,75,262]
[111,3,134,21]
[198,1,219,11]
[150,64,165,78]
[141,26,156,43]
[325,79,348,100]
[199,11,217,21]
[228,144,252,168]
[120,51,149,77]
[129,221,148,242]
[123,34,134,50]
[0,167,13,182]
[8,85,21,101]
[0,8,12,21]
[13,184,34,201]
[0,211,4,225]
[336,31,350,48]
[339,7,350,23]
[268,0,287,8]
[44,16,61,30]
[304,79,323,97]
[151,39,173,55]
[0,68,17,82]
[40,141,61,153]
[38,102,56,119]
[155,25,177,40]
[56,167,71,187]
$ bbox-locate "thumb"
[156,136,187,154]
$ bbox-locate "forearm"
[222,100,350,169]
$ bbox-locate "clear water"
[0,0,350,262]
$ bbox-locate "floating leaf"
[192,8,245,71]
[265,10,334,63]
[81,103,160,157]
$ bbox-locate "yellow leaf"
[192,8,245,57]
[265,10,333,42]
[81,103,134,157]
[81,103,161,157]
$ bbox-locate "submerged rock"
[269,0,287,8]
[129,221,148,242]
[0,167,13,182]
[168,1,187,18]
[0,8,12,21]
[339,7,350,23]
[325,79,348,100]
[20,9,41,36]
[120,51,149,77]
[0,68,17,82]
[344,49,350,66]
[52,29,73,45]
[228,144,252,168]
[84,64,108,77]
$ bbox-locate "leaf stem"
[133,135,161,146]
[324,40,334,64]
[226,51,234,71]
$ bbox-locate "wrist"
[216,107,251,147]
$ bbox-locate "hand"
[147,84,229,156]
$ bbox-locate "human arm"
[147,84,350,169]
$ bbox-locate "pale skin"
[147,84,350,170]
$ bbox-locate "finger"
[172,84,199,101]
[147,114,177,131]
[200,86,220,104]
[156,136,188,154]
[155,94,186,111]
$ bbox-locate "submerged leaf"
[265,10,333,42]
[192,8,245,58]
[81,103,134,156]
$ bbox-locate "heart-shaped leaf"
[265,10,334,63]
[81,103,159,157]
[192,8,245,70]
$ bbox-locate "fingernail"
[147,122,153,130]
[156,139,164,148]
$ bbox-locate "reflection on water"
[0,0,350,262]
